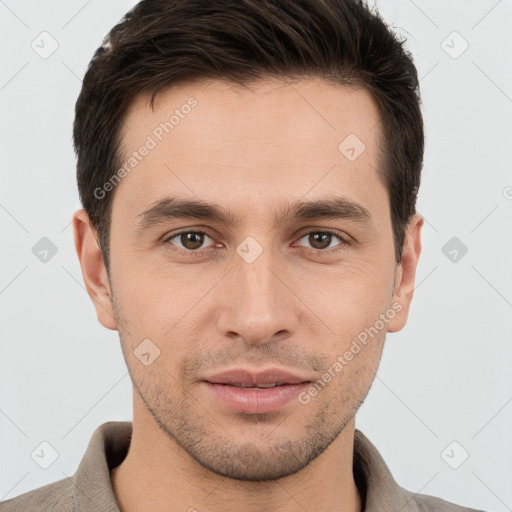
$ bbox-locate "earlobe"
[72,209,118,331]
[387,213,423,333]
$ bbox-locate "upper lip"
[202,368,313,386]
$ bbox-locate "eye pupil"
[181,232,204,250]
[309,232,332,250]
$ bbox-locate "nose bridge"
[217,243,298,345]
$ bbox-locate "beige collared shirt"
[0,421,485,511]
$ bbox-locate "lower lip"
[202,381,311,414]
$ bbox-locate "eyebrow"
[134,195,373,232]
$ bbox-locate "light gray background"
[1,0,511,510]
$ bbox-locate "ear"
[386,213,423,333]
[72,209,118,331]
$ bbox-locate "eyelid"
[295,226,349,239]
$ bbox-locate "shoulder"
[0,476,73,512]
[404,488,488,512]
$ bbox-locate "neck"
[111,394,362,512]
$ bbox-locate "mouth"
[212,382,292,388]
[201,367,314,414]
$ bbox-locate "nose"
[216,249,299,347]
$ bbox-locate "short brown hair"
[74,0,424,274]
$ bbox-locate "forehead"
[121,76,381,151]
[113,77,385,223]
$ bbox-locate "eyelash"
[162,229,350,256]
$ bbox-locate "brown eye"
[165,231,213,251]
[296,231,346,251]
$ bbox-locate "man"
[1,0,486,511]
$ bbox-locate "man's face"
[88,77,416,480]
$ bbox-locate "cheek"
[114,259,201,317]
[298,258,393,318]
[292,263,394,370]
[112,263,222,363]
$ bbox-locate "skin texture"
[73,77,423,512]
